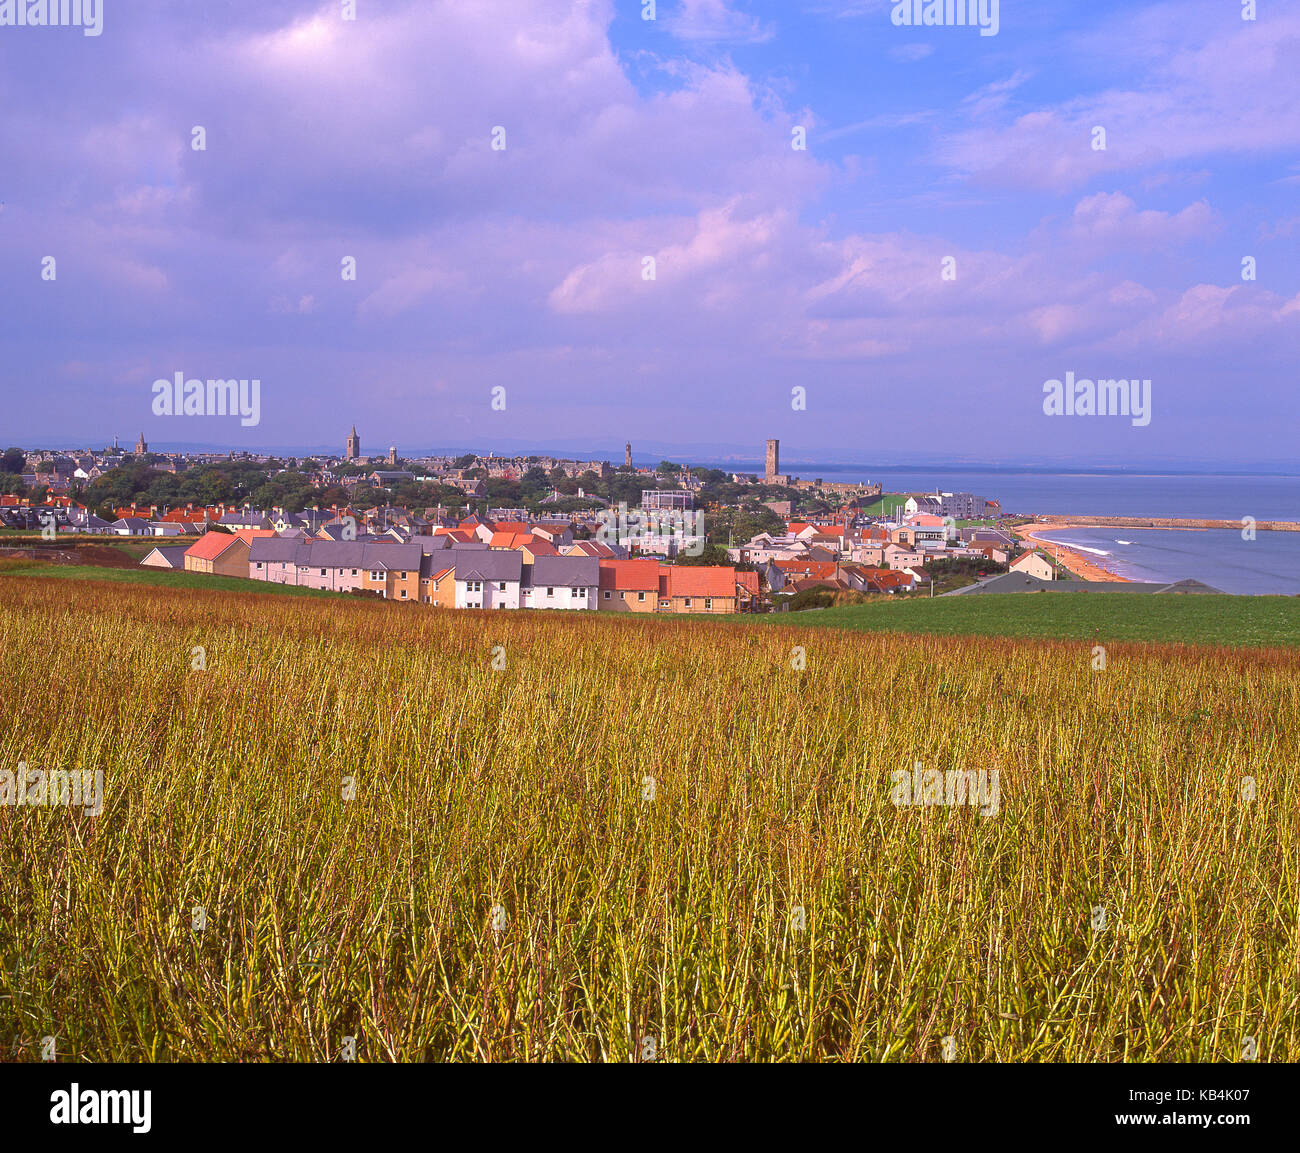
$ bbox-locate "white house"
[521,556,599,610]
[1010,551,1055,581]
[454,551,522,609]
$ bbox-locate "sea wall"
[1036,516,1299,532]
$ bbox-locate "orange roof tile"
[665,566,736,598]
[599,558,661,591]
[184,532,247,561]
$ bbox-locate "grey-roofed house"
[217,510,271,531]
[454,550,523,609]
[110,517,152,536]
[249,536,308,584]
[139,545,190,570]
[522,555,599,611]
[249,538,425,595]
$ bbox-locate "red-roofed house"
[735,570,761,611]
[598,558,661,612]
[565,540,618,559]
[774,559,841,583]
[858,567,915,593]
[183,532,252,577]
[660,566,738,614]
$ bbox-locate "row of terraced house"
[148,519,759,613]
[245,538,754,613]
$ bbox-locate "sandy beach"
[1012,521,1131,583]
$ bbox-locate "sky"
[1,0,1297,468]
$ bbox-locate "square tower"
[765,439,779,482]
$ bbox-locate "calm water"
[764,466,1300,522]
[705,463,1300,595]
[1033,527,1300,596]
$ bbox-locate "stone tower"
[388,445,397,466]
[136,433,147,455]
[625,442,632,469]
[346,426,360,461]
[765,439,779,482]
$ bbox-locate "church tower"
[135,433,148,455]
[388,445,397,466]
[625,442,632,469]
[346,426,360,461]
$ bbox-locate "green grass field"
[1,564,340,599]
[4,564,1299,645]
[857,494,908,517]
[756,593,1300,648]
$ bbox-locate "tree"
[0,447,25,474]
[671,544,733,567]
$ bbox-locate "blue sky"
[1,0,1297,467]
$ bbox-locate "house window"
[369,571,382,581]
[547,587,554,596]
[400,589,407,598]
[256,562,263,569]
[637,591,645,601]
[705,598,713,609]
[603,590,611,599]
[351,569,358,576]
[320,569,327,576]
[499,582,506,591]
[684,598,692,607]
[400,571,407,578]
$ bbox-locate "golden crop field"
[1,576,1296,1062]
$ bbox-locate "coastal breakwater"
[1036,516,1299,532]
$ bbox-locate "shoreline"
[1011,516,1298,585]
[1012,522,1131,582]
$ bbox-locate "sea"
[705,464,1300,596]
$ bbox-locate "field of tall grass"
[1,576,1296,1061]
